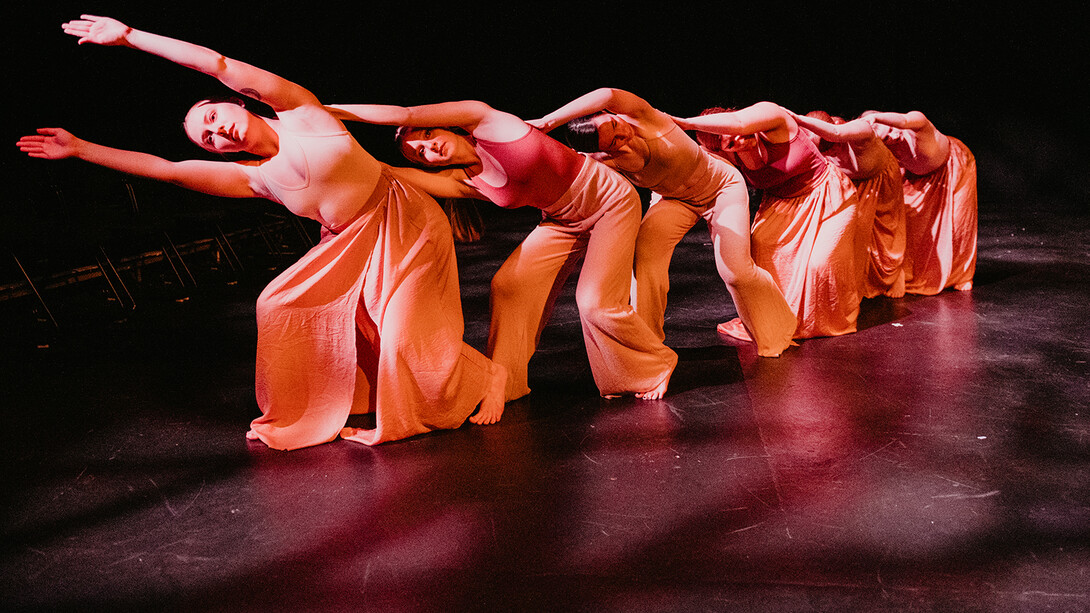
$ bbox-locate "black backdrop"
[5,1,1088,248]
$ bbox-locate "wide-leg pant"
[633,179,795,357]
[488,160,678,401]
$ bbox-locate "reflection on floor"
[3,206,1088,612]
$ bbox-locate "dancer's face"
[400,128,472,167]
[184,102,256,154]
[591,114,636,154]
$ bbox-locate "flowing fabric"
[902,137,977,295]
[855,146,907,298]
[750,164,861,339]
[249,171,492,449]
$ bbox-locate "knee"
[716,254,762,289]
[490,264,524,306]
[575,283,623,329]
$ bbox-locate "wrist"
[121,27,142,49]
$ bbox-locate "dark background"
[4,2,1088,242]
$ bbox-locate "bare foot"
[716,318,753,342]
[635,370,672,401]
[470,362,508,425]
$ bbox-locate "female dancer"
[863,111,977,294]
[17,15,506,449]
[325,100,678,404]
[792,110,907,298]
[674,102,862,339]
[529,88,795,357]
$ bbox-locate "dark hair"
[183,95,247,131]
[564,112,607,153]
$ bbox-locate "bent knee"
[717,259,763,289]
[490,266,525,304]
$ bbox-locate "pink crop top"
[735,130,828,198]
[470,128,584,209]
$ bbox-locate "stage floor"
[3,205,1088,612]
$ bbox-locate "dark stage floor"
[2,203,1088,612]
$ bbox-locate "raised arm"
[790,112,876,143]
[17,128,257,198]
[673,101,794,142]
[864,110,932,131]
[62,15,317,112]
[386,166,482,200]
[528,88,659,132]
[327,100,529,142]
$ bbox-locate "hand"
[17,128,81,160]
[525,117,551,132]
[669,114,693,130]
[62,15,132,46]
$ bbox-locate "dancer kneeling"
[792,110,907,299]
[864,110,977,295]
[17,15,505,449]
[674,102,862,339]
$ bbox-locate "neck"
[248,118,281,158]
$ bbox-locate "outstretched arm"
[672,101,793,141]
[864,110,932,131]
[790,112,876,143]
[327,100,529,142]
[62,15,317,111]
[528,88,659,132]
[18,128,257,198]
[387,166,482,200]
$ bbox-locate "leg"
[487,221,585,402]
[947,140,978,291]
[633,196,701,342]
[575,187,677,400]
[341,188,496,443]
[750,170,861,339]
[704,188,797,357]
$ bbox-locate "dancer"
[17,15,506,449]
[674,102,862,339]
[863,110,977,294]
[529,88,795,357]
[792,110,906,298]
[325,100,678,402]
